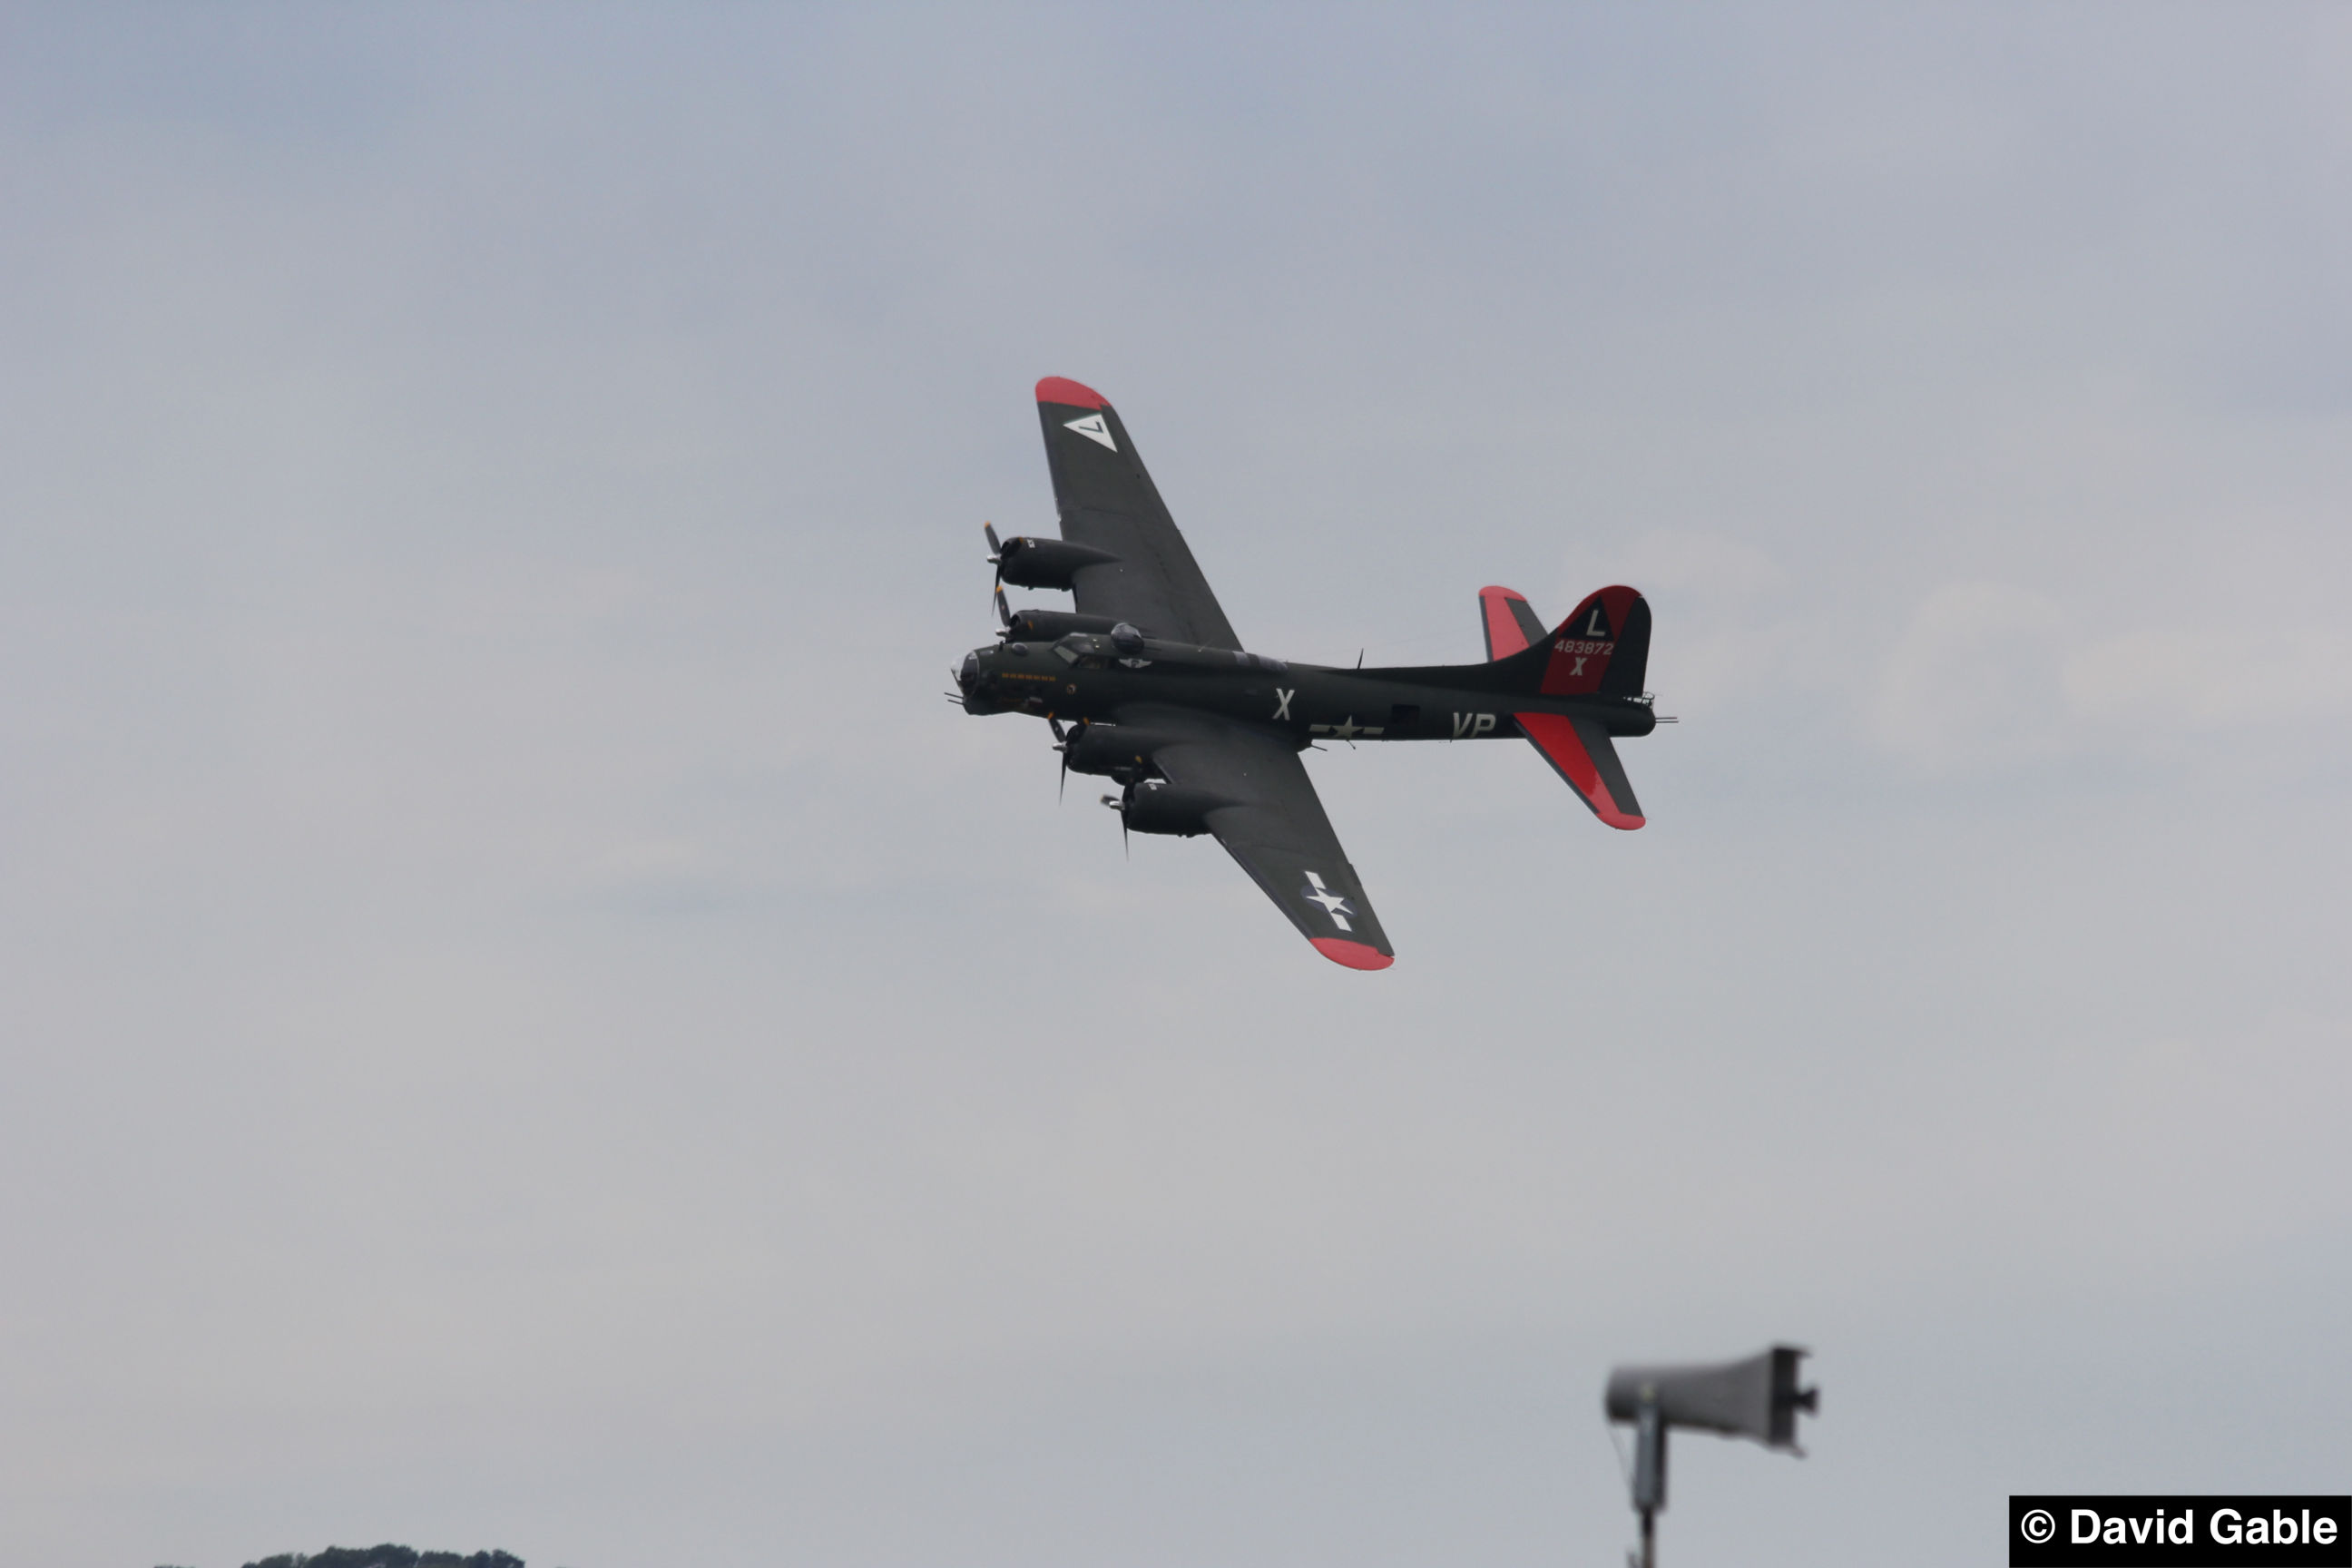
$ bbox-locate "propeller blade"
[1049,715,1081,800]
[1102,788,1129,858]
[985,523,1010,621]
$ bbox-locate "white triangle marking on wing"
[1064,413,1117,451]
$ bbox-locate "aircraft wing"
[1142,713,1396,970]
[1035,377,1242,650]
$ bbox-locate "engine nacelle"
[1063,725,1174,782]
[1003,608,1127,642]
[995,535,1122,590]
[1112,779,1231,837]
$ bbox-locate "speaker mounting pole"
[1628,1387,1666,1568]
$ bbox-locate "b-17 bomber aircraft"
[953,377,1666,971]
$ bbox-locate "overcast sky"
[2,7,2347,1567]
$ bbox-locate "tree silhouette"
[239,1547,524,1568]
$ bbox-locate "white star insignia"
[1301,870,1355,929]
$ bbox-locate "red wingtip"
[1311,937,1395,971]
[1035,376,1107,410]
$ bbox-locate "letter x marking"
[1273,688,1295,721]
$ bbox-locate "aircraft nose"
[959,651,982,689]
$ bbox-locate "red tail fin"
[1538,586,1651,697]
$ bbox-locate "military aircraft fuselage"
[957,630,1657,754]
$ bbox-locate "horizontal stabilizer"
[1479,585,1548,661]
[1514,712,1644,829]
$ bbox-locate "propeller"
[985,522,1010,625]
[1101,789,1128,858]
[1049,714,1092,801]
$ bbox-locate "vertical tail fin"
[1536,585,1651,697]
[1474,584,1653,696]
